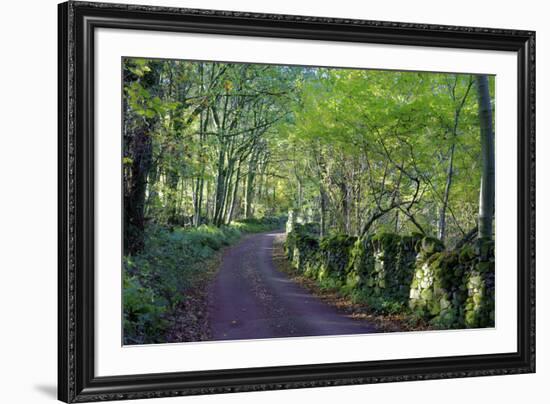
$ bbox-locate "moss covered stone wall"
[284,223,495,329]
[285,226,355,281]
[347,233,427,311]
[409,240,495,328]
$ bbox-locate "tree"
[475,75,495,240]
[437,75,474,242]
[122,58,494,249]
[123,59,163,255]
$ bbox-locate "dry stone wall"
[284,221,495,329]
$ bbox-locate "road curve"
[207,230,376,341]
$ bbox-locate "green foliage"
[277,69,487,242]
[350,289,405,315]
[124,58,493,251]
[230,216,287,233]
[123,272,169,345]
[123,224,237,344]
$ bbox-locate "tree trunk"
[221,155,236,224]
[394,210,399,233]
[475,75,495,240]
[244,173,254,219]
[319,183,328,238]
[226,160,242,224]
[244,149,259,218]
[144,155,159,218]
[344,182,351,234]
[165,168,180,225]
[124,126,153,255]
[297,178,303,213]
[123,61,162,254]
[213,145,226,225]
[193,111,207,227]
[355,181,361,236]
[438,143,455,241]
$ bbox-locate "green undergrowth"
[123,216,285,344]
[229,216,287,233]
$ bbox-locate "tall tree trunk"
[438,76,473,242]
[319,183,328,238]
[211,97,230,226]
[256,158,268,206]
[337,180,350,234]
[194,176,204,226]
[226,160,242,224]
[438,143,455,241]
[165,168,180,225]
[213,145,226,225]
[244,173,254,219]
[476,75,495,240]
[355,181,362,236]
[144,156,159,218]
[244,149,259,218]
[297,179,303,213]
[220,157,236,224]
[193,65,207,227]
[193,176,201,226]
[204,179,211,222]
[344,183,351,234]
[394,210,399,233]
[124,126,153,255]
[123,61,162,255]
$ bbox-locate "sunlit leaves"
[123,56,494,243]
[279,67,490,239]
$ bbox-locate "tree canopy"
[123,58,495,255]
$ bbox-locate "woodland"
[122,58,495,344]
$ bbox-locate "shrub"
[123,272,169,344]
[231,215,286,233]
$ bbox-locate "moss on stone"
[347,232,423,312]
[285,225,494,329]
[409,238,494,329]
[421,236,445,254]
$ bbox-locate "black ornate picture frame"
[58,1,535,402]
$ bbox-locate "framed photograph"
[58,1,535,402]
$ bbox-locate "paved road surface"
[207,230,376,341]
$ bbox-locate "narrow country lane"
[207,230,377,341]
